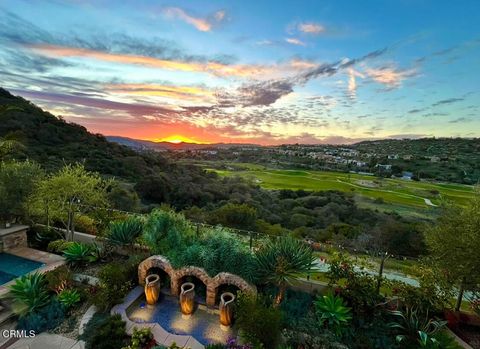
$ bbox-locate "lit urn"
[219,292,235,328]
[179,282,195,316]
[144,274,160,305]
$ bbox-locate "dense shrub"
[75,215,98,235]
[17,299,65,333]
[280,289,314,327]
[315,293,352,336]
[171,227,256,282]
[58,289,81,309]
[390,266,454,314]
[45,265,73,294]
[47,239,75,253]
[121,327,155,349]
[142,209,195,255]
[63,242,97,266]
[108,216,143,248]
[8,272,49,315]
[90,260,136,311]
[28,225,62,249]
[80,313,128,349]
[327,253,383,314]
[236,293,282,349]
[207,203,257,230]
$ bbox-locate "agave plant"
[58,289,81,308]
[314,292,352,335]
[8,272,50,315]
[389,307,447,347]
[63,242,97,266]
[255,236,316,305]
[107,216,143,249]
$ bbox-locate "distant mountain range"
[106,136,259,151]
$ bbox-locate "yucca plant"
[389,307,447,347]
[255,236,316,306]
[58,289,81,308]
[63,242,97,266]
[315,292,352,336]
[8,272,50,315]
[107,216,143,250]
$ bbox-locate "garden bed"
[48,300,90,339]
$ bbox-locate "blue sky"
[0,0,479,144]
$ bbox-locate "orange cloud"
[298,22,325,35]
[289,58,318,70]
[27,44,275,78]
[285,37,306,46]
[364,66,416,88]
[163,7,212,31]
[347,68,365,99]
[163,7,226,32]
[28,44,318,80]
[105,83,216,104]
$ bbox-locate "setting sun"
[153,135,209,144]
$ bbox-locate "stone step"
[0,318,18,348]
[0,306,14,327]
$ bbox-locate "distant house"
[387,154,399,160]
[403,154,413,160]
[430,155,440,163]
[375,164,392,171]
[401,171,413,180]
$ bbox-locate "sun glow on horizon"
[152,135,210,144]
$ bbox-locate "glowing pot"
[179,282,195,315]
[144,274,160,305]
[219,292,235,327]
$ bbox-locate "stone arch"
[138,255,175,288]
[211,272,256,294]
[137,256,257,308]
[208,272,257,307]
[173,266,212,297]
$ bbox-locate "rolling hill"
[106,135,258,151]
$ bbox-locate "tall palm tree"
[255,236,317,306]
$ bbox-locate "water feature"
[180,282,195,316]
[145,274,161,305]
[127,293,237,345]
[219,292,235,328]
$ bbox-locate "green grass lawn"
[208,166,475,214]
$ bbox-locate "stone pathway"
[5,333,84,349]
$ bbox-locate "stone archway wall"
[173,266,211,297]
[137,256,257,308]
[208,272,257,306]
[138,255,176,291]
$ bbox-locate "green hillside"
[0,88,169,179]
[209,166,475,217]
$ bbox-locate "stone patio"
[5,333,84,349]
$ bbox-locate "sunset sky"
[0,0,479,144]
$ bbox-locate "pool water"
[0,253,44,284]
[127,293,237,345]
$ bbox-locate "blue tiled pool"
[127,293,237,345]
[0,253,44,284]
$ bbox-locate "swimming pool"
[0,253,44,284]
